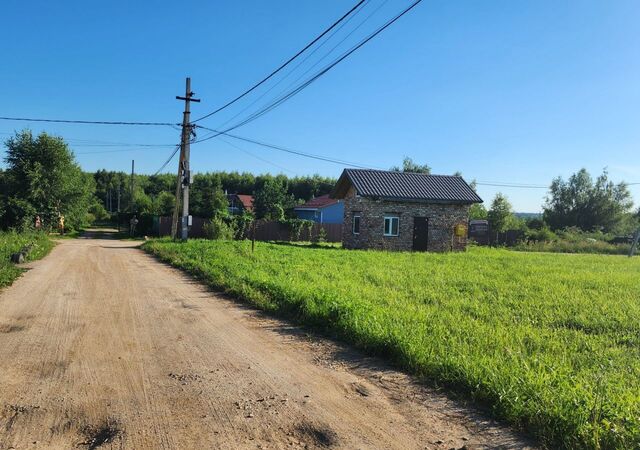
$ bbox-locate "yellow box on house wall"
[455,223,467,237]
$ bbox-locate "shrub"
[84,213,96,226]
[203,217,236,240]
[230,213,254,240]
[314,226,327,244]
[281,219,314,241]
[88,202,110,222]
[526,226,557,243]
[0,231,53,287]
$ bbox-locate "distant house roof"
[294,194,340,211]
[331,169,482,204]
[237,194,254,211]
[228,194,254,211]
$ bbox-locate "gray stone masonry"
[342,187,470,252]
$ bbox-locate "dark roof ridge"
[332,168,482,204]
[345,168,463,178]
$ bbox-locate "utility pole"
[130,160,135,213]
[170,152,183,239]
[173,77,200,240]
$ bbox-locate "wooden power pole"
[130,160,135,212]
[170,151,183,240]
[172,77,200,240]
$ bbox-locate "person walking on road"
[130,215,139,236]
[58,214,65,235]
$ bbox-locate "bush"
[4,197,37,231]
[513,239,630,255]
[84,213,96,226]
[230,213,254,240]
[203,217,236,240]
[314,227,327,244]
[281,219,314,241]
[0,231,53,287]
[88,202,110,222]
[526,226,557,243]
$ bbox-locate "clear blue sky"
[1,0,639,212]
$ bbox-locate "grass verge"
[0,231,54,288]
[513,240,632,255]
[142,239,640,449]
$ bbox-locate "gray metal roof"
[332,169,483,204]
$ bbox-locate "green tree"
[469,203,488,220]
[390,157,431,174]
[253,178,294,220]
[88,202,110,222]
[191,174,228,219]
[487,193,513,233]
[543,168,633,232]
[2,130,95,230]
[132,189,153,214]
[153,191,176,216]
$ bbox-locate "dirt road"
[0,233,533,449]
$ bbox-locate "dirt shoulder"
[0,237,535,449]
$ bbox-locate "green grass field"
[0,231,54,288]
[143,239,640,449]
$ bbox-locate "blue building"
[293,194,344,224]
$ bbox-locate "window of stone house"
[352,214,361,234]
[383,216,399,236]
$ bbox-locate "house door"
[413,217,429,251]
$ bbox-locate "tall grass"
[513,240,631,255]
[143,239,640,449]
[0,231,54,288]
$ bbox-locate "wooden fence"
[246,221,342,243]
[154,216,208,238]
[153,216,342,243]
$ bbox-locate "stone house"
[331,169,482,252]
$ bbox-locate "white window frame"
[383,216,399,237]
[352,214,361,235]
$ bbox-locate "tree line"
[1,131,638,238]
[0,130,336,231]
[92,169,336,221]
[390,157,638,237]
[471,170,639,239]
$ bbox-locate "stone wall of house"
[341,186,471,252]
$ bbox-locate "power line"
[192,0,423,143]
[475,182,548,189]
[76,147,171,155]
[213,0,373,131]
[153,145,181,176]
[0,116,176,127]
[196,125,379,169]
[227,0,390,131]
[219,137,297,175]
[71,142,174,148]
[192,0,367,123]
